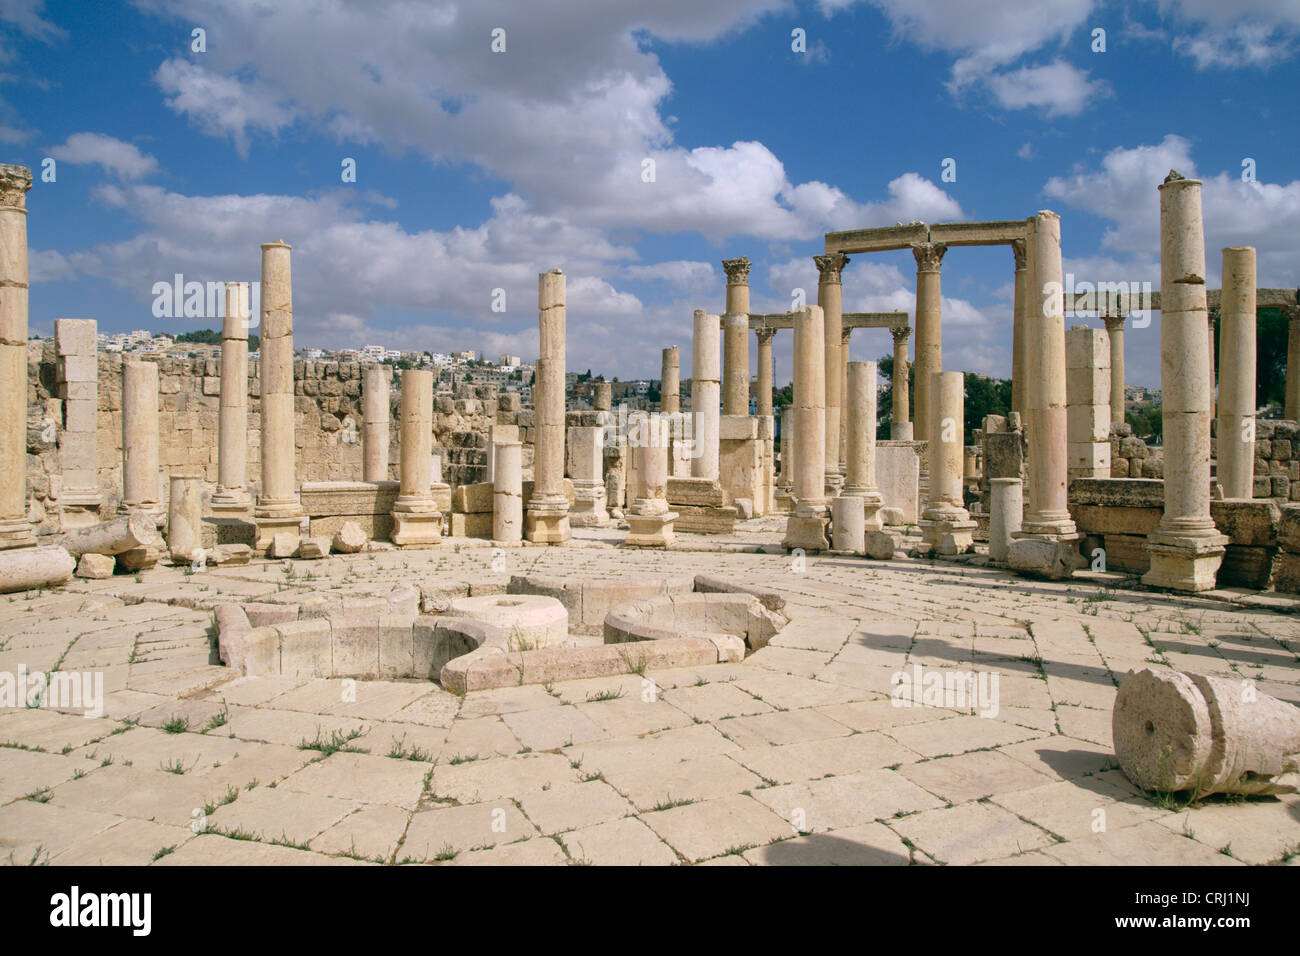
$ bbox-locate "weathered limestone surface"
[661,346,680,416]
[877,442,920,525]
[843,361,883,531]
[910,242,945,446]
[493,441,523,544]
[782,305,829,551]
[722,257,750,417]
[567,425,607,527]
[890,325,912,441]
[831,495,864,554]
[166,475,203,564]
[690,309,721,481]
[391,369,442,548]
[0,545,73,592]
[120,359,161,519]
[989,477,1023,566]
[919,372,974,555]
[1065,326,1111,481]
[362,363,392,483]
[626,415,677,548]
[211,282,252,514]
[0,165,33,549]
[1217,247,1256,501]
[47,510,160,558]
[526,270,571,544]
[815,253,849,489]
[54,318,101,528]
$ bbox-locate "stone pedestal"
[989,477,1023,566]
[391,369,442,548]
[831,495,864,553]
[843,361,883,530]
[526,269,571,544]
[1217,247,1256,501]
[493,441,523,544]
[690,309,721,481]
[625,415,676,548]
[54,318,101,529]
[167,475,202,564]
[782,305,829,551]
[567,425,608,526]
[212,282,252,514]
[253,240,305,552]
[0,166,34,549]
[1066,326,1112,480]
[120,359,163,522]
[362,363,391,483]
[1142,173,1226,591]
[920,371,975,555]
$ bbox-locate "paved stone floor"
[2,527,1298,866]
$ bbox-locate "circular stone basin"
[447,594,569,650]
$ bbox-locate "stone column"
[690,309,721,481]
[120,359,162,518]
[1018,212,1077,543]
[660,346,680,414]
[253,240,304,551]
[1207,310,1218,420]
[989,477,1023,565]
[755,329,774,418]
[167,474,202,564]
[362,363,391,482]
[1143,172,1226,591]
[567,425,607,526]
[815,253,849,492]
[776,405,794,509]
[1065,326,1111,480]
[391,368,442,547]
[911,242,946,444]
[54,318,101,528]
[843,361,883,530]
[1103,314,1126,426]
[625,414,677,547]
[890,325,912,440]
[1217,246,1257,501]
[211,283,252,513]
[1010,239,1028,422]
[782,305,829,551]
[526,269,571,543]
[722,257,751,416]
[920,371,975,555]
[492,441,522,544]
[593,381,611,412]
[831,496,864,554]
[0,165,33,548]
[840,326,851,469]
[1286,307,1300,422]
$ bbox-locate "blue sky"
[5,0,1299,387]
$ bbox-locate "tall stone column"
[1010,239,1028,422]
[840,326,852,469]
[1217,246,1257,501]
[1143,172,1226,591]
[776,405,794,508]
[890,325,912,440]
[121,359,162,518]
[54,318,101,529]
[0,165,33,548]
[492,441,522,544]
[815,253,849,491]
[782,305,829,551]
[843,361,883,530]
[362,363,391,482]
[212,283,252,513]
[1103,314,1126,426]
[660,346,680,414]
[755,329,774,418]
[722,258,751,416]
[690,309,721,481]
[911,242,946,444]
[1018,212,1077,543]
[1065,326,1111,480]
[253,240,304,551]
[920,371,975,555]
[391,368,442,547]
[1286,307,1300,422]
[526,269,571,543]
[1207,310,1218,420]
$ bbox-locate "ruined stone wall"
[24,342,531,530]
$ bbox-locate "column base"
[0,517,36,550]
[525,496,572,544]
[569,481,609,527]
[774,485,795,513]
[843,487,885,531]
[918,508,977,556]
[624,510,678,548]
[1018,515,1079,542]
[892,422,913,441]
[253,497,306,553]
[58,493,103,531]
[210,488,253,515]
[783,507,830,552]
[824,474,845,498]
[391,499,444,549]
[1141,530,1228,592]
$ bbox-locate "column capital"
[890,325,912,346]
[754,327,776,345]
[721,256,751,285]
[1103,313,1126,333]
[813,252,850,284]
[911,241,947,273]
[1011,238,1027,271]
[840,326,852,346]
[1207,306,1220,325]
[0,164,32,210]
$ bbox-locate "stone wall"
[24,342,528,531]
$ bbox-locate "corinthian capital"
[911,242,946,273]
[813,252,850,284]
[722,257,751,285]
[1011,238,1027,271]
[0,164,32,209]
[890,325,912,346]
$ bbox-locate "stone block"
[330,614,380,678]
[876,443,920,524]
[74,552,115,579]
[1210,498,1279,547]
[719,414,758,441]
[276,619,332,678]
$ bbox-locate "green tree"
[1128,404,1163,443]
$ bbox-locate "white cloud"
[1159,0,1300,69]
[29,249,74,282]
[48,133,159,180]
[982,59,1110,117]
[154,59,295,158]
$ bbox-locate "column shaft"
[362,364,391,482]
[121,360,160,512]
[660,346,680,415]
[1104,315,1126,426]
[690,310,721,480]
[213,283,250,511]
[815,253,848,480]
[911,243,945,444]
[756,331,773,418]
[891,327,911,440]
[722,257,751,416]
[1011,239,1028,422]
[525,269,571,543]
[1217,247,1257,500]
[0,165,33,547]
